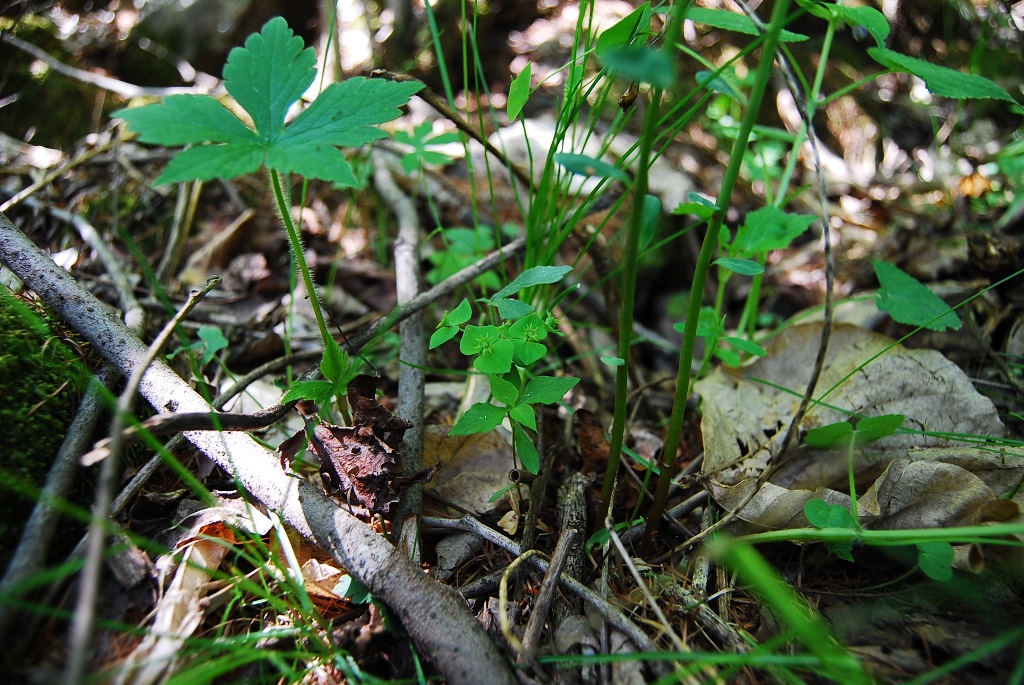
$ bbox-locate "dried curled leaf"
[281,375,420,515]
[696,323,1017,537]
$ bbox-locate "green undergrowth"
[0,287,91,572]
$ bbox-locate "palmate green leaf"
[874,260,962,332]
[868,48,1015,102]
[223,16,316,143]
[115,18,422,186]
[196,325,229,365]
[156,144,265,184]
[113,95,259,146]
[803,499,856,562]
[853,413,904,444]
[805,421,855,449]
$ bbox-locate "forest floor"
[2,1,1024,683]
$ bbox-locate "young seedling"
[430,265,579,474]
[113,17,423,406]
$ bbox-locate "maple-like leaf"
[113,17,422,186]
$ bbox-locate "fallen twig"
[0,213,517,685]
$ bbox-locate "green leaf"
[222,16,315,143]
[804,499,857,530]
[492,265,573,300]
[833,6,889,46]
[853,414,905,444]
[154,144,265,184]
[714,257,764,276]
[733,206,816,255]
[282,379,335,404]
[429,326,459,349]
[450,402,508,436]
[554,153,630,183]
[722,335,766,357]
[333,575,373,604]
[393,121,459,173]
[513,423,540,474]
[686,7,808,42]
[601,45,675,89]
[508,313,549,342]
[488,374,520,407]
[874,261,962,332]
[113,95,259,146]
[320,338,345,384]
[916,542,954,581]
[671,201,716,220]
[509,403,537,431]
[805,421,855,449]
[492,298,535,321]
[507,63,532,120]
[640,194,661,249]
[512,339,547,367]
[114,19,422,185]
[274,77,422,185]
[601,355,626,366]
[196,325,229,365]
[521,376,580,406]
[803,499,856,561]
[868,48,1015,102]
[596,2,652,53]
[460,326,515,374]
[447,298,473,326]
[696,70,744,101]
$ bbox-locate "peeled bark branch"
[0,213,516,685]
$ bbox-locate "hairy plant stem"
[271,171,332,354]
[640,0,792,553]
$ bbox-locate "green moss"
[0,287,91,572]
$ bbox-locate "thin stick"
[64,277,221,685]
[373,151,426,542]
[0,214,517,685]
[521,528,577,660]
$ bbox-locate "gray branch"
[0,212,517,685]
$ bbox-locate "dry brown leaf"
[696,323,1020,533]
[423,426,516,515]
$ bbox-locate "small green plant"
[430,265,579,473]
[803,413,955,581]
[113,17,422,406]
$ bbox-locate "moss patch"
[0,287,92,572]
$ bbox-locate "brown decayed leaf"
[282,375,424,515]
[696,323,1020,541]
[574,409,610,474]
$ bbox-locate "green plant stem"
[846,438,861,528]
[270,171,332,352]
[640,0,792,553]
[740,521,1024,546]
[593,87,659,532]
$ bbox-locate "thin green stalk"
[270,171,332,352]
[594,0,691,532]
[640,0,792,552]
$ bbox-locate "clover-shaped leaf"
[114,17,422,186]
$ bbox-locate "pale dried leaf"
[697,323,1016,534]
